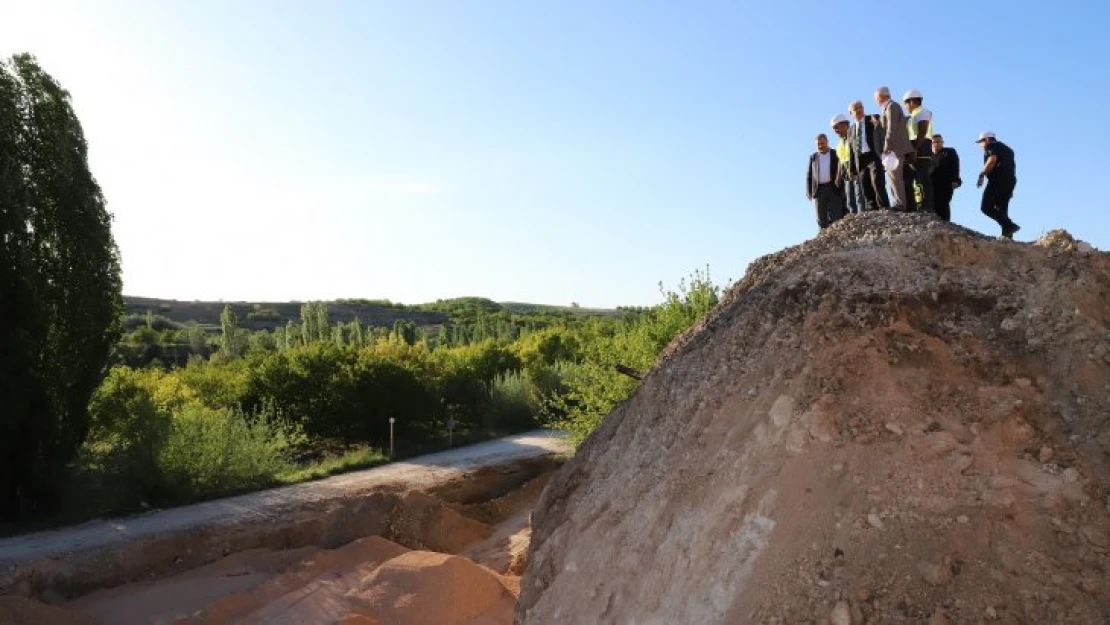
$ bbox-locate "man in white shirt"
[806,133,845,230]
[848,100,891,212]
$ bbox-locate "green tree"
[300,304,315,345]
[554,267,722,443]
[350,317,364,348]
[274,325,287,351]
[0,54,123,520]
[286,319,300,349]
[315,302,330,343]
[219,305,244,359]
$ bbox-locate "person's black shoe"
[1001,223,1021,240]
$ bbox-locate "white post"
[389,417,395,459]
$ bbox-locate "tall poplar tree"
[0,54,123,520]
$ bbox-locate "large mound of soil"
[519,213,1110,624]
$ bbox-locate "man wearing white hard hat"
[903,89,934,214]
[830,114,859,214]
[805,132,845,230]
[873,86,914,211]
[975,131,1021,239]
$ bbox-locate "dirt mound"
[168,536,409,624]
[385,491,494,553]
[519,212,1110,624]
[347,551,517,625]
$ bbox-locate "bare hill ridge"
[518,213,1110,624]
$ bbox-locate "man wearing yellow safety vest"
[902,89,934,214]
[830,114,858,214]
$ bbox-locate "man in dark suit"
[806,133,845,230]
[929,134,961,222]
[975,131,1021,239]
[848,100,890,212]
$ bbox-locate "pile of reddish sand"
[33,475,545,625]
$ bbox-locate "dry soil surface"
[519,213,1110,624]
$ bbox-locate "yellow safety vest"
[907,107,934,141]
[836,137,850,167]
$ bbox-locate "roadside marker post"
[389,417,396,459]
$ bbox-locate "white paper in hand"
[881,151,900,170]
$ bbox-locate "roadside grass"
[277,446,389,483]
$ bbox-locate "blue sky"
[2,1,1106,307]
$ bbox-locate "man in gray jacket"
[873,86,915,211]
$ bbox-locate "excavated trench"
[0,455,560,625]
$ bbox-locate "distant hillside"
[499,302,623,316]
[123,296,619,331]
[123,297,449,331]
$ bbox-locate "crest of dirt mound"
[518,213,1110,624]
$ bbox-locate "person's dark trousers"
[901,155,918,212]
[846,177,862,214]
[814,183,845,228]
[933,184,953,221]
[981,176,1018,233]
[858,154,890,211]
[910,155,934,214]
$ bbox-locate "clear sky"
[2,1,1106,307]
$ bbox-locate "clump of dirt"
[519,212,1110,624]
[346,551,518,624]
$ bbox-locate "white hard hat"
[975,131,996,143]
[829,114,850,127]
[902,88,923,101]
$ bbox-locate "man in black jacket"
[848,100,890,212]
[806,133,844,230]
[929,134,961,222]
[975,131,1020,239]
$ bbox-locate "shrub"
[485,370,541,431]
[87,367,173,505]
[158,403,303,500]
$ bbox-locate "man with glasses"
[929,135,961,222]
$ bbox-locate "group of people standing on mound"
[806,86,1020,239]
